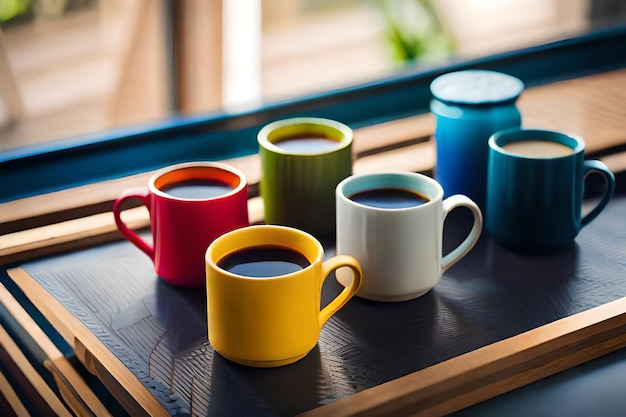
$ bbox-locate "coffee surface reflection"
[217,246,311,278]
[274,135,340,154]
[501,140,575,158]
[349,188,430,209]
[161,179,233,199]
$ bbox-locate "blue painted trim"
[1,26,625,202]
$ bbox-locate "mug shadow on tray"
[436,236,579,339]
[153,279,208,353]
[209,345,329,417]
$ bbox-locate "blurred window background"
[0,0,624,151]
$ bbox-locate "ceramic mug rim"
[489,128,585,160]
[257,117,353,156]
[148,161,247,201]
[206,225,324,282]
[336,171,443,212]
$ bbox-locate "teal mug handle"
[581,160,615,227]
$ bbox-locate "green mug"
[258,117,353,238]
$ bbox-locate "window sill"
[2,67,626,266]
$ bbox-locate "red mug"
[113,162,249,287]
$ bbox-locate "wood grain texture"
[0,325,72,416]
[6,267,167,417]
[44,359,100,417]
[0,153,261,235]
[1,69,624,234]
[0,283,63,361]
[0,282,112,416]
[0,207,149,266]
[0,370,29,417]
[6,189,626,416]
[299,297,626,417]
[1,68,625,233]
[2,69,626,416]
[0,196,265,266]
[519,69,626,153]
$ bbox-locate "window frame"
[1,25,625,203]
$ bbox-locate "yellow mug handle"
[319,255,363,327]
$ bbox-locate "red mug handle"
[113,187,154,261]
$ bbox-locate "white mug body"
[336,172,482,302]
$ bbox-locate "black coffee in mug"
[274,134,340,154]
[217,246,311,278]
[161,179,233,200]
[349,187,430,209]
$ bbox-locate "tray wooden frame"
[2,69,626,416]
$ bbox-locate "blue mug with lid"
[430,70,524,209]
[486,128,615,252]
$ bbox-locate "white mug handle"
[441,195,483,272]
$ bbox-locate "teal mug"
[258,117,353,238]
[486,128,615,252]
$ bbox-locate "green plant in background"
[0,0,97,25]
[0,0,31,24]
[374,0,456,65]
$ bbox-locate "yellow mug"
[205,225,362,367]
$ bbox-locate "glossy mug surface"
[430,70,523,209]
[113,162,249,287]
[486,129,615,252]
[205,225,362,367]
[336,172,483,302]
[258,117,353,238]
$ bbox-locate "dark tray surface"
[19,187,626,416]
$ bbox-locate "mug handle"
[318,255,363,328]
[441,195,483,272]
[112,187,155,261]
[581,160,616,227]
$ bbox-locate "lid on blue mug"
[430,70,524,105]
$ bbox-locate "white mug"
[336,172,483,302]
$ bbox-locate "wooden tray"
[7,176,626,416]
[3,69,626,416]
